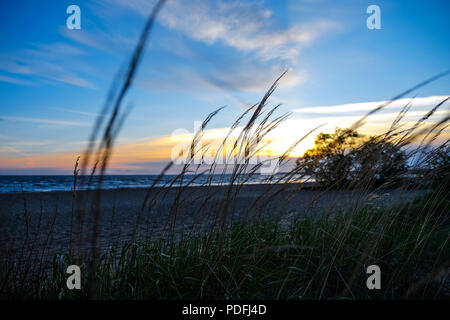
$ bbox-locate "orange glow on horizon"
[1,117,448,173]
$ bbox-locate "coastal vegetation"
[0,0,448,300]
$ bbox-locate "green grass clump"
[3,192,447,300]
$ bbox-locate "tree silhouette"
[296,127,407,188]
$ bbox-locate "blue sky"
[0,0,449,174]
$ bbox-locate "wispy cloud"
[59,26,136,54]
[48,107,104,118]
[0,116,90,127]
[2,107,448,173]
[24,42,87,58]
[0,46,96,89]
[0,135,88,158]
[204,66,305,93]
[0,74,33,86]
[293,96,450,114]
[137,64,304,95]
[106,0,340,63]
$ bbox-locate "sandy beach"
[0,184,424,260]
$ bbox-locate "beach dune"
[0,184,423,260]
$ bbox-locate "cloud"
[2,103,448,174]
[80,0,341,98]
[0,74,33,86]
[60,27,110,52]
[204,66,305,93]
[0,49,96,89]
[24,42,87,58]
[137,64,304,96]
[0,116,90,127]
[49,107,105,118]
[106,0,340,63]
[59,26,136,54]
[0,55,34,75]
[42,68,96,89]
[293,96,450,114]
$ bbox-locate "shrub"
[423,144,450,191]
[296,128,408,188]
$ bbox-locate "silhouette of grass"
[0,0,448,299]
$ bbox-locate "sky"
[0,0,449,174]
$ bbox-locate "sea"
[0,173,301,193]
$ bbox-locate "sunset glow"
[0,1,449,174]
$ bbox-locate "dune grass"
[2,189,448,299]
[0,0,448,299]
